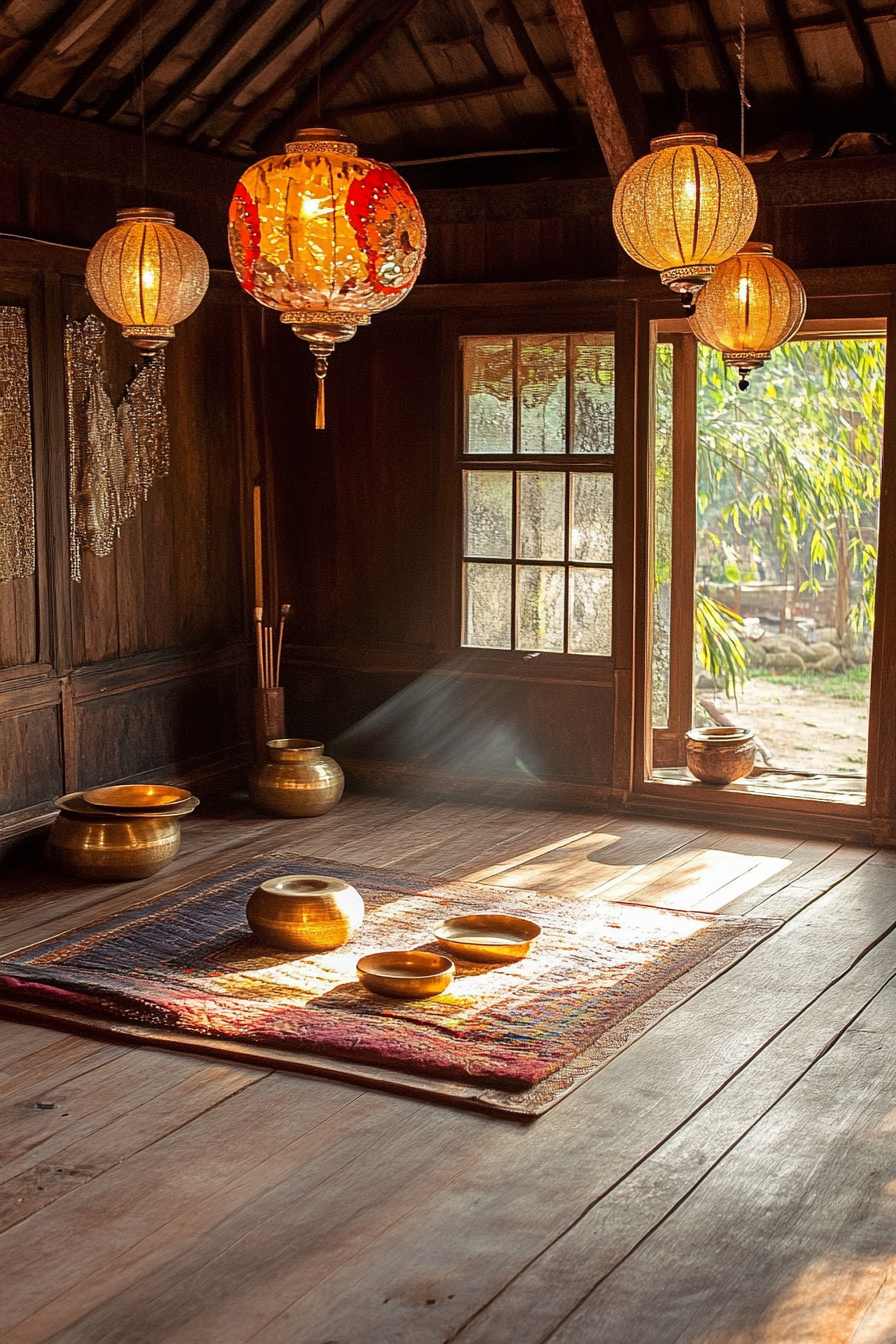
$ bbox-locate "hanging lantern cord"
[737,0,751,161]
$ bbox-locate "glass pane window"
[463,338,514,455]
[464,562,512,649]
[572,335,615,454]
[520,338,566,453]
[570,473,613,563]
[464,471,512,558]
[461,468,613,656]
[518,472,565,560]
[462,333,614,455]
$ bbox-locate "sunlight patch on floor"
[704,1256,896,1344]
[467,840,791,914]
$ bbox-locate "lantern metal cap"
[649,131,719,152]
[286,127,357,155]
[115,207,176,225]
[739,241,775,255]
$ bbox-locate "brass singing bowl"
[82,783,192,810]
[246,875,364,953]
[433,913,542,964]
[55,792,200,819]
[47,812,182,880]
[356,950,455,999]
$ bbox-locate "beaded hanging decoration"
[0,306,36,584]
[65,315,169,582]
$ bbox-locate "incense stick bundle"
[275,603,291,687]
[254,606,264,687]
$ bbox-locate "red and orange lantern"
[229,127,427,427]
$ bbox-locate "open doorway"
[649,324,885,805]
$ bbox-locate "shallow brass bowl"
[356,950,455,999]
[55,792,199,819]
[433,913,542,963]
[83,784,192,810]
[246,875,364,953]
[48,812,182,880]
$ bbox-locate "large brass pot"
[246,874,364,952]
[48,812,182,880]
[685,726,756,785]
[247,738,344,817]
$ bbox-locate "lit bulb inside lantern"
[683,178,697,201]
[301,196,322,217]
[142,268,156,289]
[738,276,750,306]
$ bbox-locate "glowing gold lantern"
[85,207,209,354]
[612,131,757,311]
[689,242,806,389]
[228,127,427,428]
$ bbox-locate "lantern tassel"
[314,354,327,430]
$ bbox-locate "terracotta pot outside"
[685,726,756,785]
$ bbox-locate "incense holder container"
[248,738,344,817]
[247,874,363,952]
[685,726,756,785]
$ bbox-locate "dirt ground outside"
[697,669,871,777]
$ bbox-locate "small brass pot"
[246,874,364,953]
[48,812,182,880]
[248,738,344,818]
[685,726,756,785]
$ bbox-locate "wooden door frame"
[630,282,896,838]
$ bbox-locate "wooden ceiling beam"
[144,0,283,135]
[492,0,589,149]
[218,0,383,153]
[96,0,211,124]
[0,0,89,98]
[692,0,737,95]
[52,0,162,115]
[182,0,321,144]
[333,76,528,118]
[259,0,425,153]
[759,0,814,117]
[550,0,650,179]
[628,0,680,105]
[832,0,891,119]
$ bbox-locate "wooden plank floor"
[0,791,893,1343]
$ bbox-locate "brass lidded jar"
[48,811,182,880]
[248,738,344,817]
[246,874,363,952]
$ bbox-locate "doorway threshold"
[650,767,866,807]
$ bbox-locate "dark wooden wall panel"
[0,705,63,813]
[266,308,443,653]
[74,662,249,790]
[0,578,38,671]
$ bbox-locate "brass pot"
[685,726,756,785]
[48,812,182,880]
[246,874,364,952]
[247,738,344,817]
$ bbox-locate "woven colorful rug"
[0,852,779,1116]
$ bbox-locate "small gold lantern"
[688,242,807,388]
[228,127,427,428]
[85,207,209,354]
[612,131,758,311]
